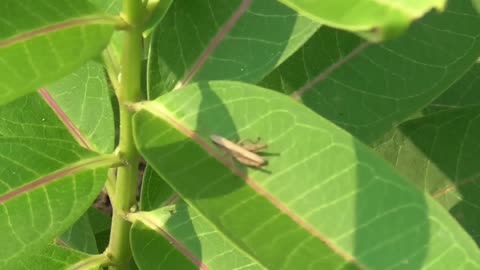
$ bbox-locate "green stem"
[107,0,143,269]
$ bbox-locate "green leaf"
[0,93,73,140]
[89,0,121,15]
[88,207,111,234]
[376,108,480,246]
[147,0,320,98]
[260,0,480,144]
[131,223,196,270]
[0,93,117,266]
[132,81,480,269]
[279,0,445,40]
[140,165,175,211]
[3,244,92,270]
[0,0,115,105]
[374,68,480,245]
[130,210,198,270]
[42,61,115,153]
[87,207,111,252]
[0,142,113,266]
[424,64,480,114]
[143,0,174,37]
[473,0,480,13]
[130,202,264,270]
[59,213,98,254]
[90,0,122,72]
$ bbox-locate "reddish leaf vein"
[0,157,107,203]
[176,0,252,89]
[39,88,92,150]
[0,16,115,48]
[138,102,366,269]
[291,41,371,100]
[139,214,209,270]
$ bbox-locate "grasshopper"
[210,134,268,168]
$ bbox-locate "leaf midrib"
[0,15,116,48]
[0,154,118,203]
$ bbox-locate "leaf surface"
[132,81,480,269]
[0,93,115,266]
[473,0,480,13]
[260,0,480,144]
[375,107,480,246]
[42,61,115,153]
[278,0,445,40]
[130,202,264,270]
[59,213,98,254]
[374,66,480,246]
[424,64,480,114]
[140,165,176,211]
[130,216,197,270]
[144,0,174,36]
[4,244,92,270]
[147,0,320,98]
[0,0,114,105]
[87,207,111,253]
[90,0,122,75]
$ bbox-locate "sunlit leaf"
[43,61,115,153]
[147,0,320,98]
[260,0,480,144]
[0,0,115,105]
[0,93,117,266]
[278,0,445,40]
[4,244,92,270]
[130,202,264,270]
[374,65,480,246]
[132,81,480,269]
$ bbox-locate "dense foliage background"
[1,0,480,269]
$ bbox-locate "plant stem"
[107,0,143,269]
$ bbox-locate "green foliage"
[1,0,480,269]
[261,0,480,143]
[279,0,446,40]
[375,64,480,246]
[132,82,480,269]
[4,244,92,270]
[59,213,98,254]
[147,0,320,97]
[0,0,114,105]
[0,93,115,267]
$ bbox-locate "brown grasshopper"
[210,134,268,168]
